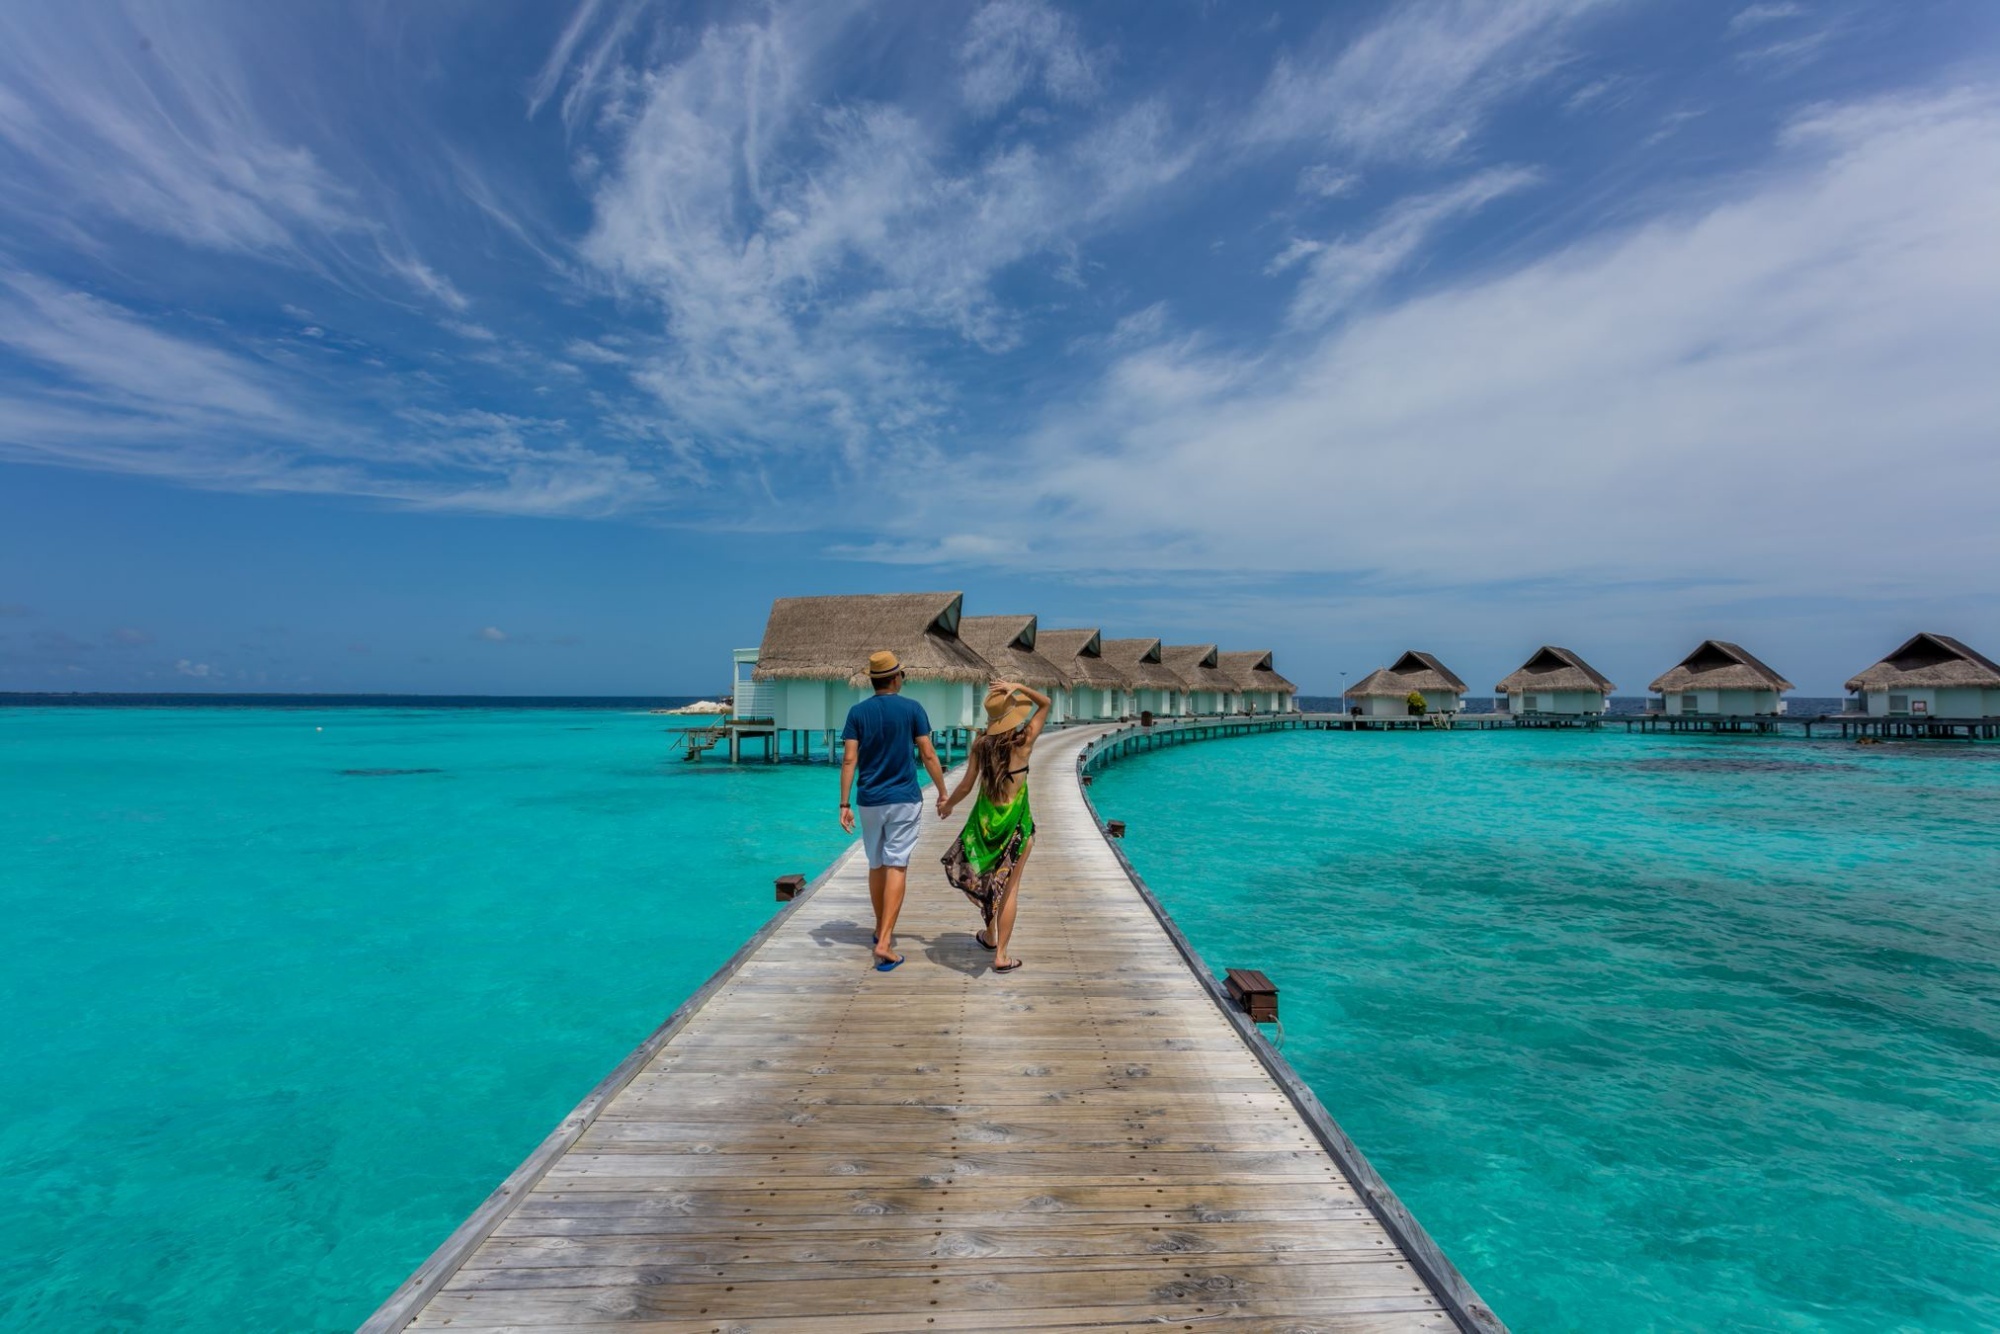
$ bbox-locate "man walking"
[839,651,948,971]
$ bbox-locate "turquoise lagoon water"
[0,706,856,1332]
[1093,728,2000,1332]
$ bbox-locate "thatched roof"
[1649,640,1794,694]
[1495,646,1616,695]
[1217,650,1297,694]
[1845,633,2000,692]
[751,592,992,685]
[1163,644,1234,693]
[957,615,1072,690]
[1102,637,1185,690]
[1350,651,1467,698]
[1037,628,1131,688]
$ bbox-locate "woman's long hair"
[975,726,1024,801]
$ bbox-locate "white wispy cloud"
[1276,167,1542,328]
[0,6,473,311]
[1729,3,1808,36]
[571,5,1195,476]
[959,0,1102,118]
[1245,0,1613,163]
[0,274,650,517]
[888,89,2000,613]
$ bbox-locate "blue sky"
[2,0,1996,696]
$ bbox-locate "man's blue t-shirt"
[841,693,932,807]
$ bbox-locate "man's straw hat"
[984,685,1034,736]
[867,650,902,680]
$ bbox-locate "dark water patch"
[338,768,443,777]
[1628,755,1847,776]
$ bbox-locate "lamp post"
[1339,670,1347,717]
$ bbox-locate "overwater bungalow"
[1649,640,1793,716]
[1103,638,1185,718]
[1218,650,1299,714]
[745,591,993,733]
[1163,644,1237,715]
[1844,632,2000,719]
[1037,628,1132,723]
[956,615,1075,722]
[1349,651,1467,717]
[1495,646,1616,717]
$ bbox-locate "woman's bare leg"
[990,838,1032,967]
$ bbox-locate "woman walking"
[940,680,1050,973]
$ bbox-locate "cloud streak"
[896,90,2000,614]
[1247,0,1613,164]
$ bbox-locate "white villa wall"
[1509,689,1607,715]
[1359,689,1459,716]
[1667,688,1782,716]
[1865,686,2000,718]
[768,677,980,732]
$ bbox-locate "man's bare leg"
[869,867,886,928]
[874,866,907,964]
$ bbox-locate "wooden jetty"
[364,720,1501,1333]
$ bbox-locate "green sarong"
[941,782,1035,926]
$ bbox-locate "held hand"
[839,806,855,834]
[936,795,952,819]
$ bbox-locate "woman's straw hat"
[984,685,1034,736]
[867,650,902,681]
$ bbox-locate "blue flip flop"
[873,954,906,973]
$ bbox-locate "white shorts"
[858,801,923,869]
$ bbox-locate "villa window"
[1521,694,1539,713]
[1889,694,1909,715]
[1681,693,1700,714]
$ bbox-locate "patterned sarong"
[941,781,1034,927]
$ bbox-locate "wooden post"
[1224,968,1278,1024]
[774,874,805,902]
[1106,819,1126,838]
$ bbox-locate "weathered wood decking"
[365,721,1500,1333]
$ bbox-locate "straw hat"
[867,650,902,681]
[984,685,1034,736]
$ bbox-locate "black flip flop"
[992,958,1024,973]
[975,929,995,950]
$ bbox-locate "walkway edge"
[355,840,865,1334]
[1078,719,1509,1334]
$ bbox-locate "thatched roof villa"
[1163,644,1237,715]
[1218,650,1299,714]
[1649,640,1793,717]
[957,615,1075,720]
[1103,638,1186,718]
[1844,633,2000,719]
[1349,651,1468,718]
[749,591,993,731]
[1037,628,1133,722]
[1495,646,1616,717]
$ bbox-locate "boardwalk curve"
[365,721,1500,1333]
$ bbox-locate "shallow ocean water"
[1093,727,2000,1332]
[0,706,855,1332]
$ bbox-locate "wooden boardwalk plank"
[366,723,1499,1332]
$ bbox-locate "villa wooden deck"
[364,722,1497,1333]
